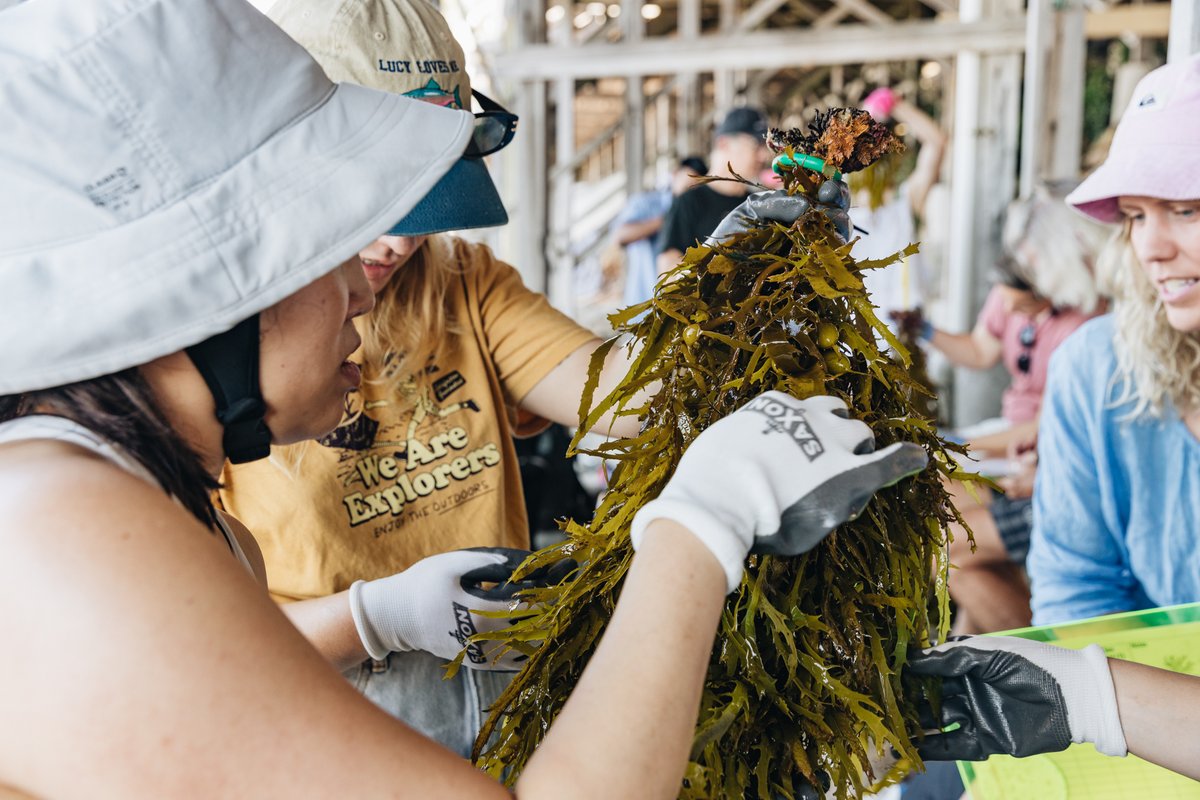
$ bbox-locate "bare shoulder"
[0,438,176,540]
[0,440,509,799]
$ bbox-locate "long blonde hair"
[1107,224,1200,417]
[359,235,465,395]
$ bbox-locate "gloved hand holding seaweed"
[907,635,1127,761]
[349,547,573,670]
[475,108,975,799]
[708,182,851,245]
[633,392,927,593]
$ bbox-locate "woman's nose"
[1135,212,1179,267]
[345,258,376,318]
[377,235,416,258]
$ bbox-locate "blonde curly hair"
[1106,223,1200,417]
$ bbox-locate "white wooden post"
[512,0,548,294]
[675,0,701,158]
[948,0,1024,426]
[1169,0,1200,64]
[1049,0,1085,182]
[1019,0,1051,197]
[622,0,646,198]
[656,86,672,178]
[547,0,575,311]
[714,0,738,112]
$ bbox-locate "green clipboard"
[958,602,1200,799]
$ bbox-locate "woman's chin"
[272,408,346,447]
[1163,306,1200,334]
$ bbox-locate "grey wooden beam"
[493,17,1026,80]
[813,5,851,28]
[735,0,791,33]
[830,0,894,25]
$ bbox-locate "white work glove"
[348,547,573,671]
[907,635,1127,760]
[630,391,928,593]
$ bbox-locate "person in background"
[895,187,1107,634]
[851,87,948,317]
[1028,53,1200,626]
[614,155,707,306]
[656,106,773,275]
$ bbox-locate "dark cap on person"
[714,106,769,140]
[678,155,708,175]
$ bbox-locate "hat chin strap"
[185,315,273,464]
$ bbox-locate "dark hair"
[678,155,708,176]
[991,253,1035,293]
[0,369,220,529]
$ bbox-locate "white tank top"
[0,415,253,574]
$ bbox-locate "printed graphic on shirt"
[320,363,502,537]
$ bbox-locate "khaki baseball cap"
[270,0,509,235]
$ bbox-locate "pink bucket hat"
[1067,53,1200,223]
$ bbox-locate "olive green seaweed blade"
[475,109,976,800]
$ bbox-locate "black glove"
[459,546,578,601]
[706,182,851,245]
[906,636,1127,761]
[814,177,851,241]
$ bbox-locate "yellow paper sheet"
[959,603,1200,799]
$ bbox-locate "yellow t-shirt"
[218,235,596,601]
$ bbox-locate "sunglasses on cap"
[465,90,518,159]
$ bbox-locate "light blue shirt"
[1029,315,1200,624]
[615,188,672,307]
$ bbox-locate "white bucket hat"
[0,0,473,395]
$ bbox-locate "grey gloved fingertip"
[880,443,929,484]
[823,208,851,242]
[816,179,850,210]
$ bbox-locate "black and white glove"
[706,182,852,245]
[630,391,927,593]
[348,547,572,671]
[907,635,1127,760]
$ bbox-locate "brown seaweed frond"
[769,108,905,174]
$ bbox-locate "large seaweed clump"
[473,109,973,799]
